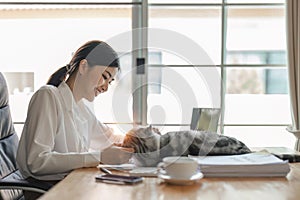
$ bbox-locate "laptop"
[190,108,221,132]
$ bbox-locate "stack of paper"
[189,152,290,177]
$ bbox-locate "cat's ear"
[153,127,161,135]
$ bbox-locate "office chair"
[0,73,51,200]
[190,108,221,132]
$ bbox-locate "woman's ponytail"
[47,65,68,87]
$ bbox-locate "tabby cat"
[122,126,251,166]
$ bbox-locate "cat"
[122,126,251,167]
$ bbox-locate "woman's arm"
[17,87,99,177]
[81,102,133,164]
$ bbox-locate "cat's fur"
[122,126,251,166]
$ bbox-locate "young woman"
[17,40,133,182]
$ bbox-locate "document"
[189,152,290,177]
[97,164,135,171]
[129,167,158,177]
[97,164,158,177]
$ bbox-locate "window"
[147,1,294,147]
[224,3,293,147]
[1,0,295,148]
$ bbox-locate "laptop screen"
[190,108,221,132]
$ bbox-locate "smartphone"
[95,174,143,185]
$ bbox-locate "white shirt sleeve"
[80,103,124,151]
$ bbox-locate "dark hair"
[47,40,120,87]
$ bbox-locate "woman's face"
[83,65,118,102]
[96,66,118,96]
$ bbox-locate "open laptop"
[190,108,221,132]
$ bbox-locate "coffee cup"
[157,157,199,179]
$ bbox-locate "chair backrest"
[0,72,23,199]
[190,108,221,132]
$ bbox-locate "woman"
[17,40,133,183]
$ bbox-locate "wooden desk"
[39,163,300,200]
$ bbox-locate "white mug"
[157,157,199,179]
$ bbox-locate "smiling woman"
[16,40,133,199]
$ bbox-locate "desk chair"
[0,73,51,200]
[190,108,221,132]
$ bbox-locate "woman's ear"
[78,59,88,75]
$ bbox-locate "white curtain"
[286,0,300,150]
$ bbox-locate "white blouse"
[17,82,121,180]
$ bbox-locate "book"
[189,152,290,177]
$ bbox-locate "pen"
[100,167,112,175]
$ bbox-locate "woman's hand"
[100,144,134,165]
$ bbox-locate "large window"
[147,0,293,147]
[1,0,295,148]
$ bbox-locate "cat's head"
[122,125,161,152]
[122,125,161,166]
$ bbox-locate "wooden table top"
[39,162,300,200]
